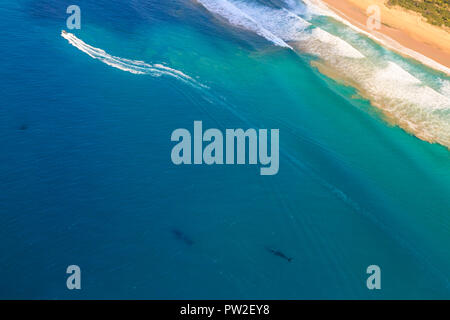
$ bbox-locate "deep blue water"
[0,0,449,299]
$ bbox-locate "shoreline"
[316,0,450,75]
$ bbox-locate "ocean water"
[0,0,449,299]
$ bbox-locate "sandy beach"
[318,0,450,74]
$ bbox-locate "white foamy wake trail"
[196,0,450,147]
[61,31,205,88]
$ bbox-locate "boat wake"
[61,31,206,89]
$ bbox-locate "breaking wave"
[196,0,363,59]
[195,0,450,147]
[195,0,292,48]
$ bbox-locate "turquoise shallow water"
[0,0,449,299]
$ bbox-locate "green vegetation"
[387,0,450,28]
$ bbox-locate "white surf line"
[305,0,450,76]
[195,0,365,60]
[440,79,450,99]
[195,0,293,49]
[61,31,207,88]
